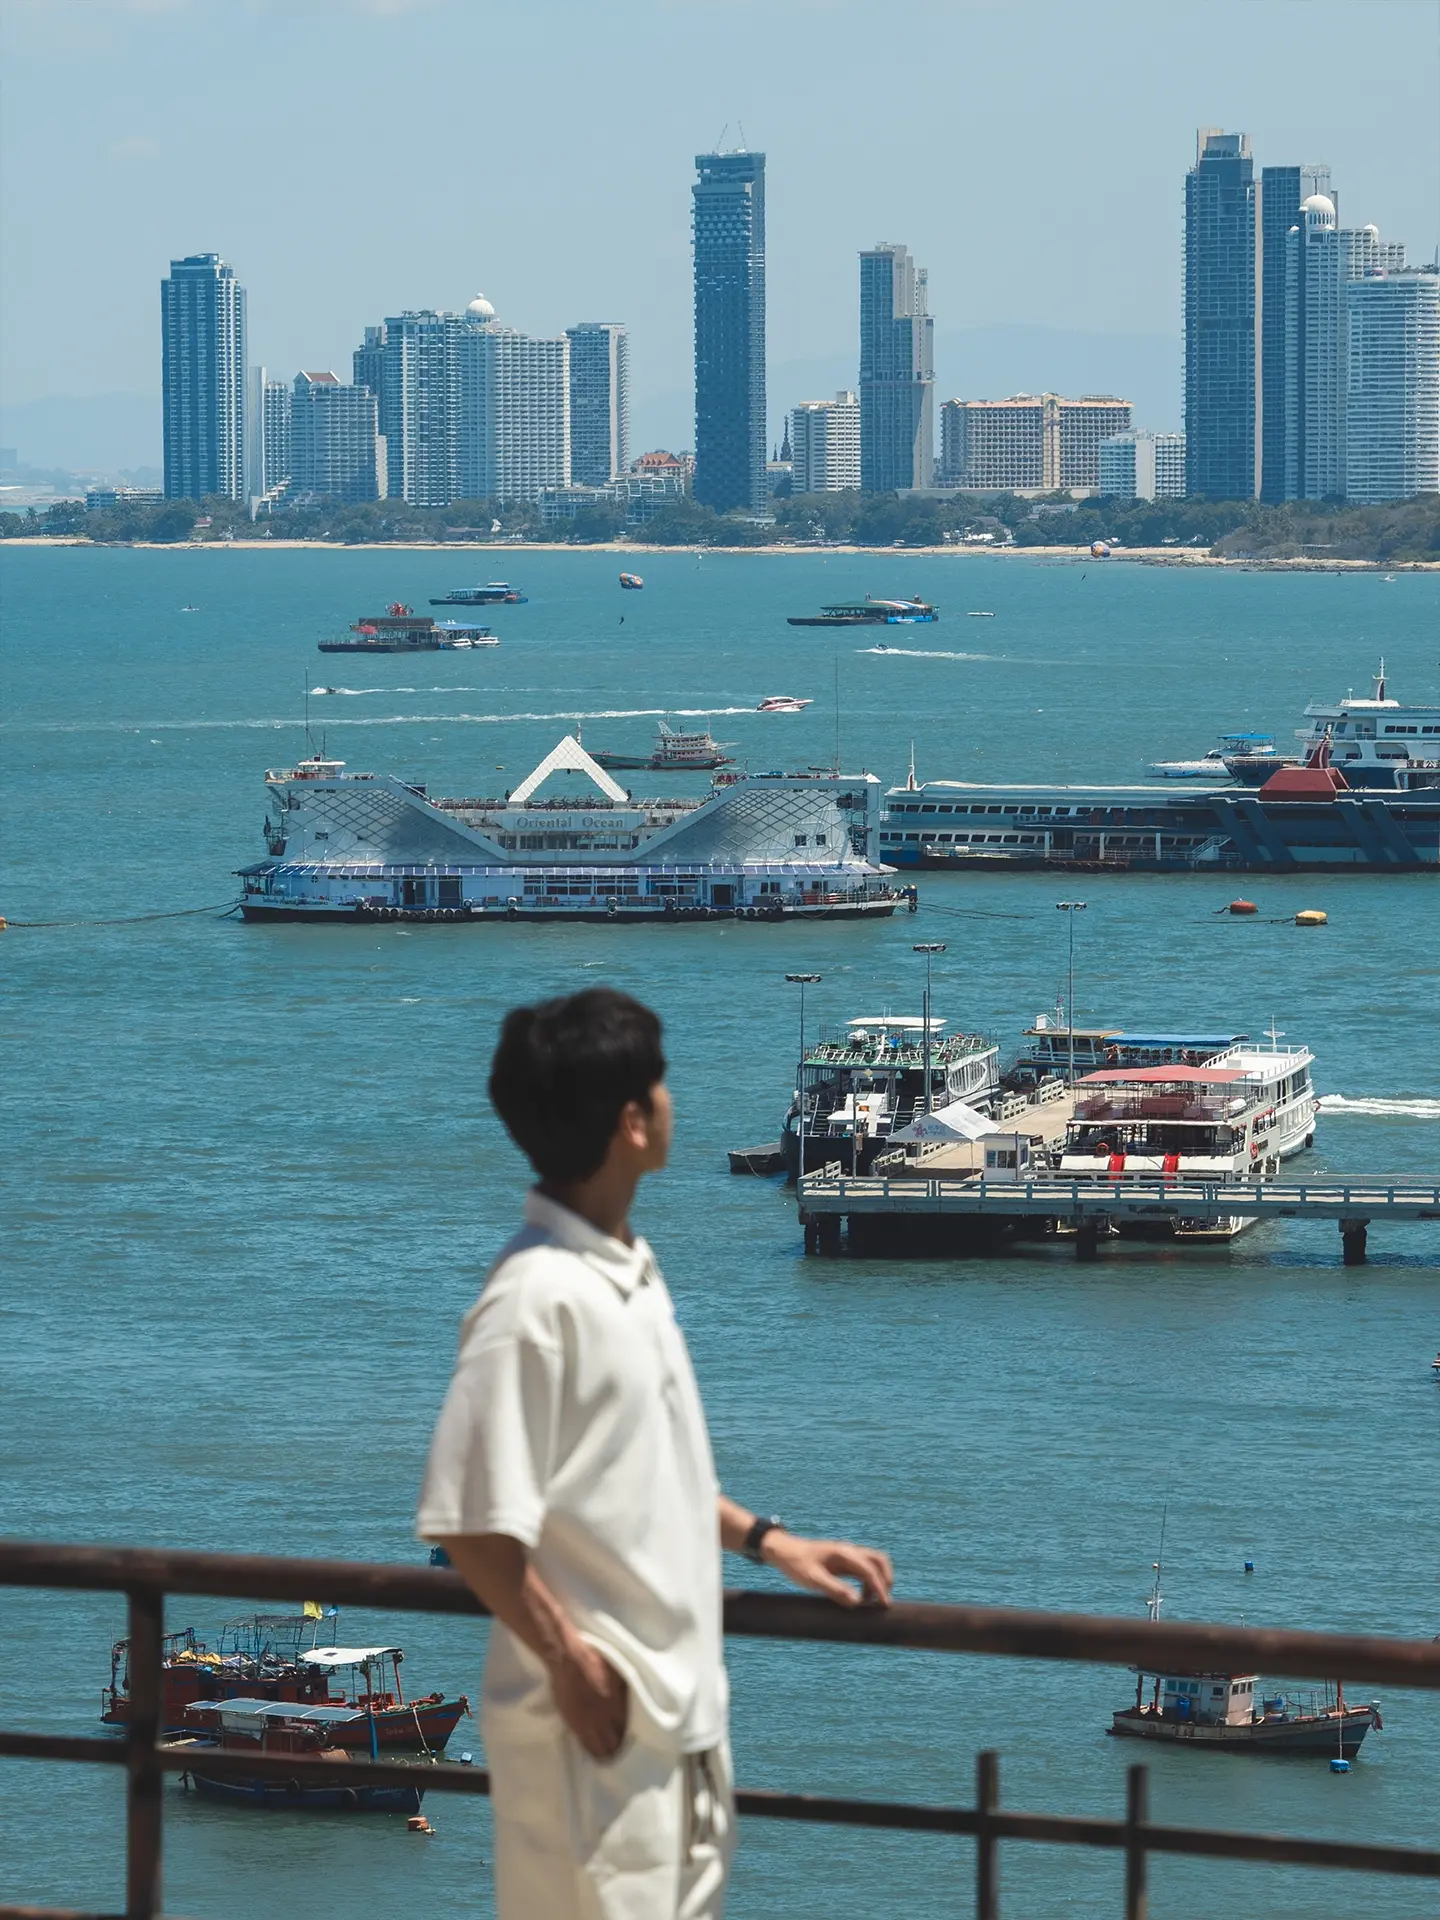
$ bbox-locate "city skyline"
[4,0,1437,466]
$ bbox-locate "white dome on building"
[466,293,496,320]
[1301,194,1336,224]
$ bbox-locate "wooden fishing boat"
[170,1701,428,1813]
[103,1619,468,1749]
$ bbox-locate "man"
[418,987,892,1919]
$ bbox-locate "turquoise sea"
[4,544,1440,1918]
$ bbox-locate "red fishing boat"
[103,1615,333,1730]
[103,1616,469,1749]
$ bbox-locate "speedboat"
[758,696,812,713]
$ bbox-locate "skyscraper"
[1345,268,1440,503]
[1184,131,1257,501]
[1259,163,1332,500]
[289,372,385,502]
[370,310,456,507]
[789,393,861,493]
[454,298,570,502]
[692,150,766,513]
[567,324,629,485]
[859,243,934,493]
[939,394,1130,491]
[245,368,292,502]
[161,253,246,501]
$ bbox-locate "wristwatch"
[742,1514,784,1564]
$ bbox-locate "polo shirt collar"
[524,1189,652,1297]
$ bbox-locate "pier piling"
[1340,1218,1370,1265]
[1076,1220,1102,1262]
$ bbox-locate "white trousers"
[487,1725,735,1920]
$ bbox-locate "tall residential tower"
[566,323,629,485]
[1184,131,1257,500]
[692,150,766,513]
[161,253,246,501]
[858,244,934,493]
[1259,163,1331,499]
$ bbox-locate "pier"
[797,1170,1440,1261]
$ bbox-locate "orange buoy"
[1228,899,1258,915]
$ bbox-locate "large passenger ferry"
[1295,663,1440,791]
[238,735,907,925]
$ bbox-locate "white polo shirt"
[416,1190,725,1755]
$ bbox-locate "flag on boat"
[303,1600,325,1621]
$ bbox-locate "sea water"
[3,545,1440,1918]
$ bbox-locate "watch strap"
[742,1514,783,1564]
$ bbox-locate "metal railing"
[798,1171,1440,1221]
[6,1542,1440,1918]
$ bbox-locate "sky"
[2,0,1439,464]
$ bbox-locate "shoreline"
[3,536,1437,570]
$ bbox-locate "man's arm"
[436,1533,628,1759]
[717,1494,894,1606]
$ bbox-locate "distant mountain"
[631,324,1182,456]
[0,393,158,473]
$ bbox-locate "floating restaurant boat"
[170,1701,429,1813]
[429,581,527,605]
[787,596,938,628]
[319,604,496,652]
[782,1014,1002,1176]
[588,721,734,773]
[880,739,1440,872]
[1057,1030,1316,1237]
[238,735,905,924]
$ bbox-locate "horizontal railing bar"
[5,1541,1440,1691]
[6,1737,1439,1884]
[0,1908,128,1920]
[0,1733,126,1767]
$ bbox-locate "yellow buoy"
[1294,909,1328,927]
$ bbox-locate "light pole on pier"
[913,943,946,1115]
[786,973,822,1177]
[1055,902,1087,1086]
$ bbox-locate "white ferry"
[1057,1033,1317,1237]
[238,735,908,925]
[1297,663,1440,791]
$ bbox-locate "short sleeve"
[415,1328,562,1547]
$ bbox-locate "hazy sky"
[4,0,1439,446]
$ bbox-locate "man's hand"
[549,1634,629,1760]
[763,1532,894,1607]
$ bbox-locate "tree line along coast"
[5,490,1440,563]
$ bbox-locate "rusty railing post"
[975,1748,999,1920]
[126,1586,165,1920]
[1124,1763,1148,1920]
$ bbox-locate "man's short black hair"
[489,987,667,1183]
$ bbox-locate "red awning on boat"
[1078,1066,1245,1085]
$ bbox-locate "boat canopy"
[891,1099,999,1144]
[1109,1033,1247,1049]
[299,1646,401,1668]
[186,1698,365,1724]
[847,1016,945,1033]
[1079,1066,1244,1085]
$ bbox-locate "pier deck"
[797,1171,1440,1261]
